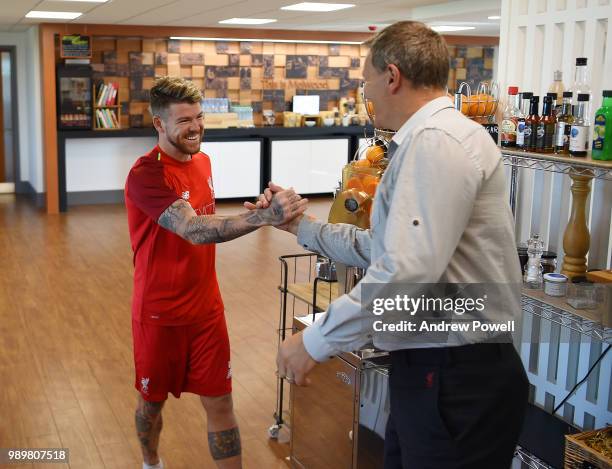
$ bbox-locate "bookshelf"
[93,81,121,130]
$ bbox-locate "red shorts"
[132,315,232,402]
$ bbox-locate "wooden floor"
[0,194,333,469]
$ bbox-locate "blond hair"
[149,76,203,118]
[365,21,449,89]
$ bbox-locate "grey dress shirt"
[297,96,522,362]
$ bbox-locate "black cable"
[553,344,611,414]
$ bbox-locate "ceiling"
[1,0,501,36]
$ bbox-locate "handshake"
[244,182,309,234]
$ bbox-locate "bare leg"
[200,394,242,469]
[135,394,165,465]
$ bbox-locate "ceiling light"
[170,36,363,45]
[430,25,476,32]
[25,11,83,19]
[219,18,277,25]
[488,15,501,20]
[281,2,355,12]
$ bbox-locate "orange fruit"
[362,175,379,196]
[366,145,385,164]
[346,176,364,191]
[353,159,371,168]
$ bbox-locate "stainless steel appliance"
[290,315,391,469]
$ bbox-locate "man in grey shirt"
[258,21,528,468]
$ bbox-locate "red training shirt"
[125,145,224,325]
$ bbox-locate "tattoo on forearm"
[135,400,164,461]
[208,427,241,460]
[157,197,294,245]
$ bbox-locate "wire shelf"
[514,446,555,469]
[522,295,612,344]
[501,151,612,181]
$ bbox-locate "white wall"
[0,26,44,193]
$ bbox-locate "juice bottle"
[592,90,612,161]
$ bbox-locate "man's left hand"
[276,331,317,386]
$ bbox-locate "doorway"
[0,48,18,194]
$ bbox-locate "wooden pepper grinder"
[561,172,592,278]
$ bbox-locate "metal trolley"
[268,253,338,439]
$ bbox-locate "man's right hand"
[244,182,307,234]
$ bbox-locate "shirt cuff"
[302,323,337,363]
[297,217,323,251]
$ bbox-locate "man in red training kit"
[125,76,307,469]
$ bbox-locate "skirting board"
[67,190,125,205]
[15,181,45,208]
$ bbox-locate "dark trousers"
[384,342,528,469]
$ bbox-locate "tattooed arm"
[158,189,308,244]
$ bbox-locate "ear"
[387,64,402,95]
[152,115,164,133]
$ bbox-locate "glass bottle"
[517,92,532,150]
[569,94,591,157]
[554,92,574,154]
[546,92,558,118]
[572,57,591,114]
[548,70,564,114]
[525,96,540,152]
[501,86,521,147]
[592,90,612,161]
[536,96,556,153]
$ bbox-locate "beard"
[168,130,203,155]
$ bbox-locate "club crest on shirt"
[141,377,150,394]
[182,190,190,200]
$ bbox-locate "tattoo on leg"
[207,427,242,460]
[135,400,164,463]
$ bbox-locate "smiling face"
[155,102,204,156]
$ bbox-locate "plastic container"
[543,273,568,297]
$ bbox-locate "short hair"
[149,76,203,118]
[365,21,450,89]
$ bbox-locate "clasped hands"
[244,182,307,233]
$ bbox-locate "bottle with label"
[536,96,556,153]
[569,94,591,157]
[546,92,558,118]
[592,90,612,161]
[517,92,532,150]
[555,91,574,154]
[501,86,520,147]
[548,70,565,114]
[526,96,540,152]
[572,57,591,114]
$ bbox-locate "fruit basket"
[454,80,500,123]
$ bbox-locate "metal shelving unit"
[502,149,611,469]
[501,149,612,215]
[522,295,611,344]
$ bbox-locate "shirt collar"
[391,96,455,148]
